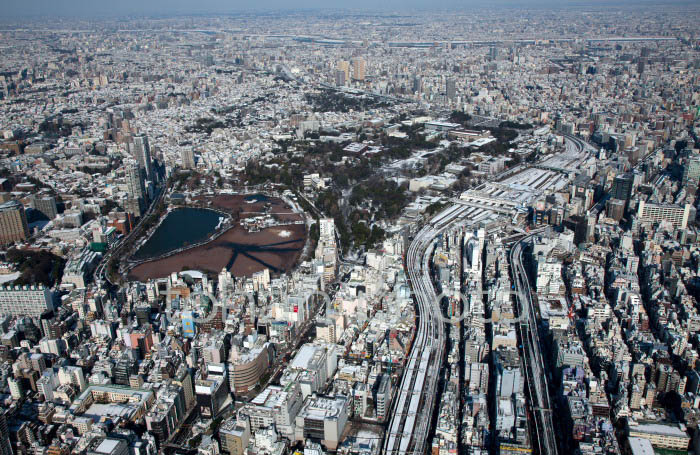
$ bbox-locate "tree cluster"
[350,178,407,219]
[305,90,392,113]
[5,248,66,287]
[499,121,533,130]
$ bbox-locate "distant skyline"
[0,0,697,18]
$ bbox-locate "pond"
[133,208,224,260]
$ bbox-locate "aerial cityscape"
[0,2,699,455]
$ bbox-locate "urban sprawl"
[0,6,699,455]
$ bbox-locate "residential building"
[0,200,29,243]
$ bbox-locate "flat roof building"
[627,422,690,451]
[637,201,692,230]
[87,438,129,455]
[238,382,303,441]
[0,285,53,319]
[0,200,29,244]
[219,417,250,455]
[295,395,348,450]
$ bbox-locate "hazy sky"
[0,0,693,17]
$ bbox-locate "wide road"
[94,185,166,286]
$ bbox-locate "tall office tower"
[352,57,366,81]
[126,160,146,216]
[683,155,700,186]
[30,194,58,220]
[337,61,350,83]
[0,201,29,244]
[181,148,196,169]
[610,173,634,201]
[132,135,153,181]
[126,161,146,202]
[489,46,498,61]
[412,76,422,94]
[0,410,12,455]
[637,60,645,74]
[446,78,456,100]
[334,70,346,87]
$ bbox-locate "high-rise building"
[30,195,58,220]
[0,285,53,319]
[375,375,391,421]
[8,376,23,400]
[683,155,700,186]
[195,367,229,419]
[446,78,456,100]
[319,219,335,243]
[337,61,350,84]
[334,70,346,87]
[228,344,270,394]
[174,364,195,411]
[114,356,135,386]
[0,411,12,455]
[352,58,365,81]
[637,59,645,74]
[0,201,29,244]
[316,317,337,343]
[132,135,153,181]
[606,199,626,221]
[182,148,196,169]
[637,201,692,230]
[58,366,87,393]
[126,160,146,216]
[237,383,303,441]
[611,173,634,201]
[412,76,422,94]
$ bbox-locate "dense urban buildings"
[0,3,699,455]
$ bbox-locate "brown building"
[219,418,250,455]
[606,198,626,221]
[228,344,271,394]
[0,200,29,244]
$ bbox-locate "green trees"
[487,127,519,142]
[350,178,407,219]
[426,201,448,217]
[309,222,320,242]
[350,223,385,249]
[6,248,66,287]
[499,121,533,130]
[305,90,391,113]
[449,110,472,126]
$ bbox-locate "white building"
[0,285,53,319]
[238,382,304,441]
[281,343,339,398]
[637,201,692,230]
[295,395,349,450]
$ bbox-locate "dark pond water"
[133,208,223,260]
